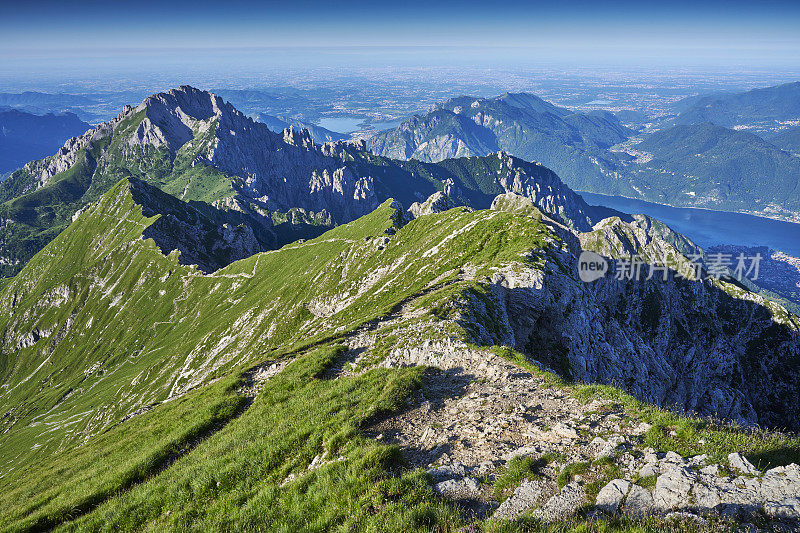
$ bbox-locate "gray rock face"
[588,453,800,526]
[595,479,630,514]
[490,154,594,231]
[408,191,457,218]
[729,452,760,475]
[760,464,800,502]
[532,482,586,522]
[433,477,480,500]
[623,484,656,519]
[134,87,379,224]
[654,467,696,511]
[484,214,800,430]
[493,480,547,520]
[490,192,543,219]
[764,497,800,520]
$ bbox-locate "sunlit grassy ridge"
[0,178,551,478]
[0,374,245,532]
[57,345,460,532]
[1,182,799,531]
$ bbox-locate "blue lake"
[317,116,364,133]
[580,192,800,258]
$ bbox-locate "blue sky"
[2,0,799,67]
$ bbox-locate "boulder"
[493,480,546,520]
[595,479,630,514]
[532,482,586,522]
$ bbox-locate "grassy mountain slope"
[630,123,800,217]
[1,180,800,530]
[0,178,551,479]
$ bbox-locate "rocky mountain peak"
[407,191,459,218]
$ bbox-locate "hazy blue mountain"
[632,122,800,219]
[367,92,632,193]
[0,109,91,174]
[0,91,97,111]
[770,126,800,155]
[674,81,800,128]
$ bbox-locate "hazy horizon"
[2,0,800,83]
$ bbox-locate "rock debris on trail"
[332,330,800,529]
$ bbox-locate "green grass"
[636,475,658,490]
[0,374,246,532]
[493,456,548,500]
[557,462,591,489]
[55,345,461,532]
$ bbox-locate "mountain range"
[629,122,800,219]
[0,86,600,278]
[0,108,91,176]
[673,81,800,130]
[368,84,800,223]
[1,86,800,531]
[368,92,632,194]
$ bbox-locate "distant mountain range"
[0,91,97,112]
[0,86,598,277]
[368,92,632,193]
[630,122,800,219]
[368,84,800,222]
[673,81,800,129]
[0,108,91,175]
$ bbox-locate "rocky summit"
[0,87,799,532]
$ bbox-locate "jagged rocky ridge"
[129,178,264,273]
[0,86,599,277]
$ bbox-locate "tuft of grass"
[493,456,549,500]
[557,461,591,488]
[637,475,658,490]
